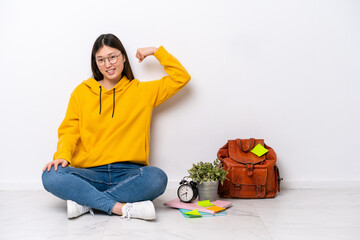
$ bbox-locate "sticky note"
[206,206,226,212]
[197,200,215,207]
[184,209,202,217]
[251,144,269,157]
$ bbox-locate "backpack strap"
[236,138,256,152]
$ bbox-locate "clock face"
[178,184,194,202]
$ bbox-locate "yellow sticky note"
[184,209,202,217]
[206,206,226,212]
[251,144,269,157]
[197,200,215,207]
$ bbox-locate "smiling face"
[95,45,126,83]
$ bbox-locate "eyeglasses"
[96,52,122,67]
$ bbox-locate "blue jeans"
[42,162,168,215]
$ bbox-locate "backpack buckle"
[246,163,253,176]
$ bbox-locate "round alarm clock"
[177,177,198,203]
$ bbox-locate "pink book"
[164,198,232,215]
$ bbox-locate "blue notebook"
[179,208,227,218]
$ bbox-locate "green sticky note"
[197,200,215,207]
[184,209,202,217]
[251,144,269,157]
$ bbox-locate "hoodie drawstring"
[99,86,116,118]
[112,88,115,118]
[99,86,102,115]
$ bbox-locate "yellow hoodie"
[53,46,190,168]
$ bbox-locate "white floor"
[0,188,359,240]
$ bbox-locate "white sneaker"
[121,200,156,220]
[67,200,94,219]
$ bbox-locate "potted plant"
[187,158,228,201]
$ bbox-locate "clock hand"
[181,192,188,197]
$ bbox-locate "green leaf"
[187,159,229,183]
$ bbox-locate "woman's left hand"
[136,47,158,63]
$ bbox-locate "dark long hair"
[91,34,135,81]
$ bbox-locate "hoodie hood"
[82,76,132,118]
[82,75,131,95]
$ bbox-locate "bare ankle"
[112,202,124,215]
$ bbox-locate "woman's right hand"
[42,159,69,172]
[136,47,158,63]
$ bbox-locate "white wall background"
[0,0,359,190]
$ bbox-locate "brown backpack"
[217,138,282,198]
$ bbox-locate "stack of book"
[164,199,232,218]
